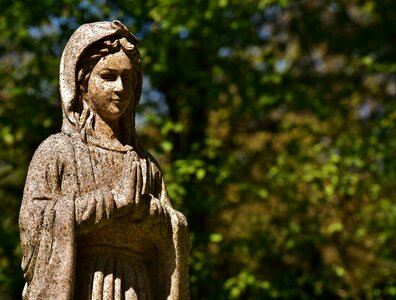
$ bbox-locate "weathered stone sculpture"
[19,20,189,300]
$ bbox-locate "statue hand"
[112,151,139,208]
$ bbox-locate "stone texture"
[19,20,189,300]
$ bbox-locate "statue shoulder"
[32,132,76,162]
[140,149,163,175]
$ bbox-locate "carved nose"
[114,76,124,93]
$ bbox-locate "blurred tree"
[1,0,396,299]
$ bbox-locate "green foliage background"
[1,0,396,299]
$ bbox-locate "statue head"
[60,20,142,145]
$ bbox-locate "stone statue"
[19,20,189,300]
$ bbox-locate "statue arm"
[19,135,76,299]
[74,186,116,234]
[149,163,190,299]
[161,186,190,300]
[19,134,114,249]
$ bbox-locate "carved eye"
[100,72,117,81]
[122,73,132,82]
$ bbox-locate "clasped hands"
[111,152,168,224]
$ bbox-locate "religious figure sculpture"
[19,20,189,300]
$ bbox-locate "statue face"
[84,49,134,122]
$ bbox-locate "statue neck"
[93,114,124,146]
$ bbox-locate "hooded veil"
[60,20,142,146]
[19,20,189,300]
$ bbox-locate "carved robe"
[19,132,189,299]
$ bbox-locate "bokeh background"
[1,0,396,299]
